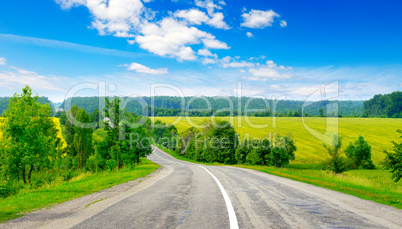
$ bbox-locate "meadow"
[152,117,402,165]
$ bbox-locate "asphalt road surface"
[3,146,402,228]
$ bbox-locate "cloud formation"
[241,9,279,28]
[126,62,168,74]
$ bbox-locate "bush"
[382,129,402,182]
[0,182,17,198]
[106,159,117,171]
[345,135,375,169]
[324,134,348,174]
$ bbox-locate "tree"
[73,108,93,172]
[0,86,61,183]
[319,108,324,117]
[104,98,122,169]
[383,129,402,182]
[345,135,375,169]
[267,135,297,168]
[324,134,348,174]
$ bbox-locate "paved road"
[3,146,402,228]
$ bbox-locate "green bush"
[106,159,117,171]
[0,182,17,198]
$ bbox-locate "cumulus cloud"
[0,57,6,65]
[245,60,292,81]
[174,8,229,29]
[135,18,228,60]
[246,32,253,38]
[56,0,230,61]
[57,0,145,38]
[280,20,287,27]
[241,9,279,28]
[126,62,168,74]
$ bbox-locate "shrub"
[106,159,117,171]
[0,182,17,198]
[345,135,375,169]
[382,129,402,182]
[324,134,348,174]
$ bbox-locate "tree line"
[363,91,402,118]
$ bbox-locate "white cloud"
[127,39,135,45]
[126,62,168,75]
[174,9,229,29]
[241,9,279,28]
[246,32,253,38]
[202,38,229,49]
[197,49,217,58]
[135,18,229,60]
[246,60,292,81]
[0,57,6,65]
[280,20,287,27]
[57,0,145,38]
[175,9,209,25]
[202,58,218,65]
[195,0,222,15]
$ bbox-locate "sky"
[0,0,401,102]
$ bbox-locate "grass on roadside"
[0,159,160,223]
[155,144,402,210]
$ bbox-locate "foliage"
[73,108,93,172]
[382,129,402,182]
[324,135,348,174]
[363,91,402,117]
[345,135,375,169]
[59,96,364,117]
[0,86,62,184]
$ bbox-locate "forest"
[363,91,402,117]
[57,96,363,117]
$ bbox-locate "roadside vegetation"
[0,86,159,222]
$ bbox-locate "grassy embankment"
[0,119,160,222]
[154,117,402,209]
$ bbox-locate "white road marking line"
[200,166,239,229]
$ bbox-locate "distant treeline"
[363,91,402,118]
[59,96,363,117]
[0,97,54,115]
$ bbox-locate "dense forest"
[0,97,54,115]
[363,91,402,118]
[59,96,363,117]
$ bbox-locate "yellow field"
[0,117,67,150]
[152,117,402,164]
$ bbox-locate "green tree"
[345,135,375,169]
[0,86,61,183]
[324,134,348,174]
[382,129,402,182]
[73,108,93,172]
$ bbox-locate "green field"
[152,117,401,164]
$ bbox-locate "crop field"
[152,117,402,164]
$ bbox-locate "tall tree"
[383,129,402,182]
[73,108,93,172]
[0,86,61,183]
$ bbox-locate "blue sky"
[0,0,401,102]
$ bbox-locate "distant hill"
[59,96,363,117]
[0,97,54,115]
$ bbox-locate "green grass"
[0,159,160,223]
[153,117,402,164]
[155,144,402,209]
